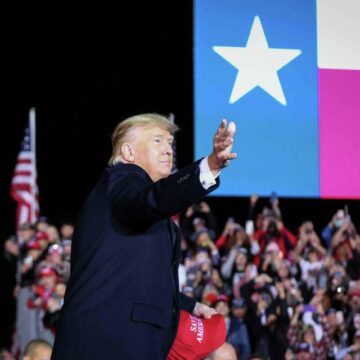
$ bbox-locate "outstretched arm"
[109,119,237,226]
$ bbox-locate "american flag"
[11,108,39,230]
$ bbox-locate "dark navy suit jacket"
[51,160,219,359]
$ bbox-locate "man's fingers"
[222,153,237,162]
[215,121,236,143]
[220,152,237,161]
[227,121,236,136]
[217,119,227,136]
[212,118,237,169]
[220,119,227,130]
[215,134,234,147]
[204,308,218,318]
[216,139,233,150]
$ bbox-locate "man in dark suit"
[51,113,236,359]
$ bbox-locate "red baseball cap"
[35,231,49,241]
[26,239,42,250]
[167,310,226,360]
[204,293,218,306]
[38,267,57,278]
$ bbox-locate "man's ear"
[121,143,135,162]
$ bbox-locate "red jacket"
[27,285,55,311]
[254,227,297,265]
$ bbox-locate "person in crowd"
[326,308,348,356]
[265,281,290,360]
[216,219,260,258]
[45,226,60,246]
[191,253,221,301]
[193,229,221,266]
[331,218,358,266]
[45,245,70,283]
[295,221,327,259]
[42,283,66,334]
[239,273,273,357]
[221,246,249,296]
[346,230,360,281]
[335,329,360,359]
[61,239,72,263]
[287,299,333,360]
[15,226,46,354]
[0,349,15,360]
[26,266,57,345]
[254,215,297,265]
[181,201,218,243]
[227,298,251,360]
[35,217,50,233]
[34,232,49,252]
[206,342,238,360]
[321,209,348,248]
[59,222,74,241]
[22,339,52,360]
[27,267,57,311]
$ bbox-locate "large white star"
[213,16,301,105]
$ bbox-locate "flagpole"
[29,108,37,222]
[169,113,178,173]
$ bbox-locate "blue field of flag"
[194,0,319,197]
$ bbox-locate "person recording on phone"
[253,199,297,265]
[321,208,354,249]
[180,201,218,243]
[215,217,260,258]
[51,113,237,360]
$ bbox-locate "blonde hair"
[108,113,179,166]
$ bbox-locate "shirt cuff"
[199,157,220,190]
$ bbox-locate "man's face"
[132,126,173,182]
[60,224,74,239]
[39,275,57,289]
[304,329,315,344]
[20,229,35,242]
[232,307,246,319]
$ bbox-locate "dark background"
[0,3,359,348]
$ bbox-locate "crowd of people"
[2,219,73,359]
[2,195,360,360]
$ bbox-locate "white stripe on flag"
[19,205,29,226]
[12,175,33,184]
[17,152,34,161]
[14,163,34,172]
[16,191,35,205]
[317,0,360,70]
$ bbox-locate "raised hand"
[208,119,237,175]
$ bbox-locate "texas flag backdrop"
[194,0,360,198]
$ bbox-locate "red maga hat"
[35,232,49,241]
[204,293,218,306]
[38,267,57,278]
[26,240,42,250]
[167,310,226,360]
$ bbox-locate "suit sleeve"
[108,161,219,226]
[179,292,196,313]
